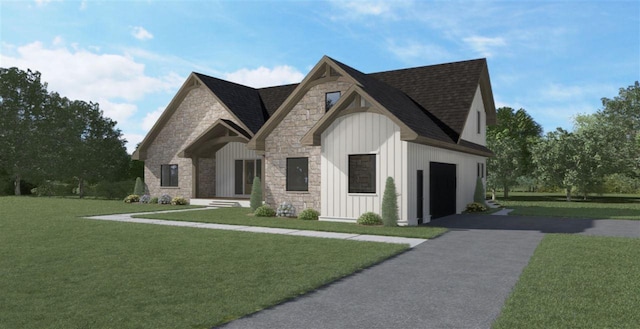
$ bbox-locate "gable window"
[477,110,481,134]
[349,154,376,193]
[286,158,308,191]
[161,164,179,187]
[325,91,341,111]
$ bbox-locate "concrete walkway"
[219,215,639,329]
[85,209,428,248]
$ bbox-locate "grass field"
[493,234,640,328]
[0,197,408,328]
[495,192,640,220]
[136,207,448,239]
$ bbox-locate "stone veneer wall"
[145,86,234,199]
[264,81,352,213]
[197,157,216,197]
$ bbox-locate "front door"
[429,162,456,219]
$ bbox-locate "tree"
[134,177,145,195]
[486,107,542,197]
[473,176,487,205]
[0,67,51,195]
[381,177,398,227]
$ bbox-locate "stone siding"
[264,81,352,213]
[145,86,234,199]
[197,157,216,197]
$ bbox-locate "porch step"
[208,200,241,208]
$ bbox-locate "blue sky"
[2,0,638,153]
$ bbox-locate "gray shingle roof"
[195,57,491,147]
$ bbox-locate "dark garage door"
[430,162,456,219]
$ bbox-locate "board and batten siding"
[405,142,485,225]
[320,112,405,223]
[215,142,260,197]
[460,85,486,145]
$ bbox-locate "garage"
[430,162,457,219]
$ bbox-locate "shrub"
[171,196,188,205]
[93,180,133,199]
[254,205,276,217]
[473,176,487,206]
[133,177,145,196]
[124,194,140,203]
[357,212,383,225]
[249,176,262,211]
[140,194,151,204]
[298,208,320,221]
[159,194,172,204]
[381,177,399,227]
[465,202,487,213]
[32,181,73,197]
[276,202,296,217]
[149,196,159,204]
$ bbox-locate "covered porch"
[179,119,263,201]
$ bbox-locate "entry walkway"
[85,209,427,248]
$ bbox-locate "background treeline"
[0,67,144,198]
[487,82,640,201]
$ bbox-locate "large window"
[286,158,308,191]
[349,154,376,193]
[235,159,262,195]
[477,162,485,178]
[161,164,178,187]
[325,91,341,111]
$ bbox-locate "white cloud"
[329,0,412,20]
[122,133,146,154]
[79,0,87,10]
[386,39,452,63]
[142,107,165,132]
[463,36,507,58]
[131,26,153,41]
[96,98,138,126]
[1,40,181,103]
[223,65,304,88]
[34,0,52,6]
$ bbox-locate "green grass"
[493,234,640,328]
[495,192,640,219]
[0,197,408,328]
[135,207,448,239]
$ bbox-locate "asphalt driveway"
[218,215,639,329]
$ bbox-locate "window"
[477,110,481,134]
[325,91,341,111]
[235,159,262,195]
[349,154,376,193]
[286,158,308,191]
[161,164,178,187]
[477,162,485,178]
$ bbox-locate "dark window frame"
[348,154,376,194]
[161,164,179,187]
[477,110,481,134]
[325,91,341,111]
[286,157,309,191]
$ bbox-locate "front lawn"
[136,207,448,239]
[0,197,408,328]
[493,234,640,328]
[496,193,640,220]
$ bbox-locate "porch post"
[192,156,198,199]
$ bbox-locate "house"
[132,56,496,225]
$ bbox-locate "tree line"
[487,82,640,201]
[0,67,142,197]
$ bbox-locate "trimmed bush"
[254,205,276,217]
[149,196,159,204]
[465,202,487,213]
[298,208,320,221]
[276,202,296,217]
[171,196,188,205]
[357,212,383,225]
[473,176,487,206]
[140,194,151,204]
[133,177,145,196]
[124,194,140,203]
[159,194,172,204]
[249,176,262,211]
[381,177,399,227]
